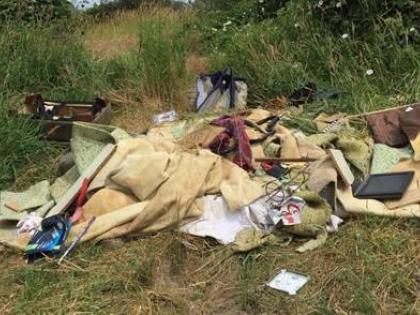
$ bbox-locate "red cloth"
[207,115,254,171]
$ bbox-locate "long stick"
[255,157,318,163]
[347,101,420,119]
[58,217,96,264]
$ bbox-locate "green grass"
[202,1,420,110]
[0,218,417,314]
[0,2,419,314]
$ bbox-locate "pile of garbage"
[2,70,419,280]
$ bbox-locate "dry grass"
[0,217,418,314]
[84,6,200,132]
[1,4,419,314]
[83,10,141,59]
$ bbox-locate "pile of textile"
[1,105,420,261]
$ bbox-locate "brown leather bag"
[367,110,408,147]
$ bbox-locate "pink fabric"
[207,115,254,172]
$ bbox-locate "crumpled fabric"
[0,180,51,213]
[16,212,42,236]
[336,129,373,176]
[370,144,411,174]
[367,110,408,147]
[207,115,253,171]
[50,166,80,201]
[306,157,338,194]
[179,196,254,245]
[384,159,420,209]
[314,112,347,133]
[283,191,332,253]
[399,106,420,161]
[0,181,53,222]
[337,186,420,218]
[81,138,264,241]
[231,228,278,253]
[307,132,338,147]
[71,122,131,173]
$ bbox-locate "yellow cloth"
[337,186,420,218]
[410,133,420,162]
[82,138,264,241]
[385,159,420,209]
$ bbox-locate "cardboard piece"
[327,149,354,186]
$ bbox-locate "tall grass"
[204,0,420,111]
[0,22,109,188]
[2,1,420,189]
[0,23,108,100]
[103,7,194,112]
[136,10,188,102]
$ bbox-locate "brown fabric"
[367,111,408,147]
[399,106,420,140]
[306,157,337,193]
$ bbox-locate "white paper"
[267,270,309,295]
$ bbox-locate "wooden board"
[327,149,354,186]
[47,144,115,217]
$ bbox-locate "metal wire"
[264,163,310,207]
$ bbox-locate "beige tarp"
[72,137,264,241]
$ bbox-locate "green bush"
[87,0,171,18]
[202,0,420,110]
[308,0,420,43]
[0,0,74,24]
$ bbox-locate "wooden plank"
[47,144,115,217]
[327,149,354,186]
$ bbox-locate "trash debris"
[59,217,96,264]
[326,214,344,233]
[266,270,310,295]
[26,214,72,263]
[327,149,354,186]
[207,115,253,171]
[196,68,247,112]
[153,110,177,125]
[354,171,414,200]
[16,213,42,236]
[180,192,303,246]
[23,94,112,141]
[370,144,412,174]
[283,191,331,252]
[4,93,420,263]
